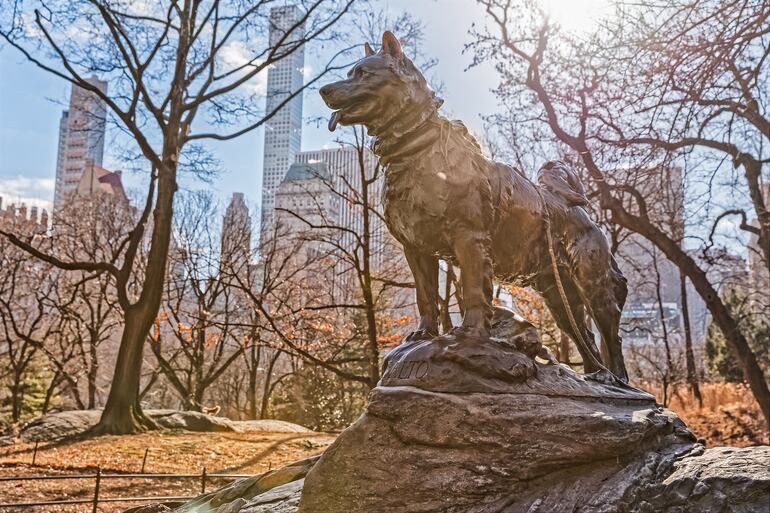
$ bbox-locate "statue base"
[296,321,682,513]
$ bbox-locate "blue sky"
[0,0,499,212]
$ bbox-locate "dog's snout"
[319,84,333,101]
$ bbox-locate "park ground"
[0,382,766,513]
[0,430,335,512]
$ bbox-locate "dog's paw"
[448,325,490,339]
[406,329,437,341]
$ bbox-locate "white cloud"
[219,41,268,96]
[0,176,54,212]
[20,12,44,39]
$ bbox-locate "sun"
[539,0,612,33]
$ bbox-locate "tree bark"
[94,307,158,433]
[653,250,674,407]
[94,158,177,434]
[558,331,571,365]
[259,351,279,419]
[679,272,702,406]
[87,329,99,409]
[10,373,23,422]
[248,343,260,420]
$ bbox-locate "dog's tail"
[536,161,588,208]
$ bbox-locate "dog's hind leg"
[569,246,629,382]
[536,273,604,374]
[580,266,629,383]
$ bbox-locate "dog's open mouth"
[328,110,342,132]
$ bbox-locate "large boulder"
[296,329,767,512]
[150,324,769,513]
[642,446,770,513]
[1,410,311,445]
[297,371,696,511]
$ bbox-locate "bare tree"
[471,0,770,423]
[0,237,58,422]
[51,195,127,409]
[148,192,248,411]
[0,0,354,433]
[275,131,413,387]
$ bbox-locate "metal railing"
[0,468,251,511]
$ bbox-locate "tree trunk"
[248,344,260,420]
[42,371,61,414]
[679,272,702,406]
[94,308,158,434]
[94,154,177,434]
[440,264,455,333]
[358,138,381,388]
[558,331,571,364]
[601,193,770,425]
[653,251,675,407]
[87,329,99,409]
[10,373,23,422]
[259,351,279,419]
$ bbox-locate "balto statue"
[320,32,629,382]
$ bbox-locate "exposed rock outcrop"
[137,326,769,513]
[1,410,311,445]
[297,365,697,512]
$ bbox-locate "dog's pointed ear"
[381,31,403,60]
[364,42,375,57]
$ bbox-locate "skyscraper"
[259,4,305,242]
[221,192,253,274]
[53,77,108,212]
[295,147,381,258]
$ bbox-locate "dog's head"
[319,31,441,135]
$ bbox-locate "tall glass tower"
[259,4,305,244]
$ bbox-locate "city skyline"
[0,0,498,214]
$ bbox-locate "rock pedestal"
[155,321,769,513]
[292,328,768,513]
[296,333,696,513]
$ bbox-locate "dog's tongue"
[328,111,341,132]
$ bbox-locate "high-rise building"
[295,148,381,257]
[259,4,305,242]
[0,197,49,233]
[221,192,253,274]
[275,161,338,239]
[287,147,412,308]
[53,77,108,212]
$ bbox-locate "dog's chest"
[382,163,450,249]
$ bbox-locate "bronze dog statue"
[320,32,629,381]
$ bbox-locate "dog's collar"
[371,107,441,164]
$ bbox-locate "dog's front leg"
[404,245,439,340]
[451,226,493,338]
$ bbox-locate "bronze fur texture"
[320,32,629,381]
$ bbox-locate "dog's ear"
[364,42,375,57]
[381,31,403,61]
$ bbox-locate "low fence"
[0,468,251,511]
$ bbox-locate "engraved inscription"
[388,359,430,380]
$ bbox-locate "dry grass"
[645,382,769,447]
[0,430,336,512]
